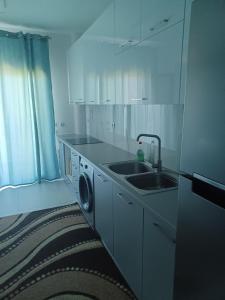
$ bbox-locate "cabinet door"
[83,39,100,105]
[58,142,65,177]
[83,3,115,105]
[143,209,176,300]
[94,170,113,254]
[116,22,183,105]
[114,0,141,53]
[71,153,80,195]
[139,22,183,104]
[113,186,143,299]
[141,0,185,40]
[67,40,85,104]
[115,45,146,104]
[97,3,116,104]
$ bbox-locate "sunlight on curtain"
[0,31,60,187]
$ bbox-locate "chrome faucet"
[136,134,162,172]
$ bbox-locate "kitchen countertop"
[58,134,178,229]
[58,134,136,164]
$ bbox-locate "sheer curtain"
[0,30,60,188]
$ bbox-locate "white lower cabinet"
[94,175,176,300]
[71,152,80,196]
[113,185,143,299]
[142,209,176,300]
[94,170,113,254]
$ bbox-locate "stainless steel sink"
[126,172,177,191]
[107,161,153,175]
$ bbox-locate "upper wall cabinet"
[138,22,184,104]
[141,0,186,41]
[115,22,184,104]
[67,0,186,105]
[83,3,115,104]
[67,40,85,104]
[98,3,116,104]
[115,46,144,104]
[114,0,141,53]
[82,38,101,105]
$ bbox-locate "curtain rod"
[0,29,51,40]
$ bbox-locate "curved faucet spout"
[136,134,162,172]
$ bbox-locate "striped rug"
[0,204,136,300]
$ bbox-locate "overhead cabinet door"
[83,38,100,105]
[67,40,85,104]
[138,22,183,104]
[97,3,116,104]
[141,0,185,40]
[115,45,146,104]
[114,0,141,53]
[115,22,183,105]
[83,3,115,104]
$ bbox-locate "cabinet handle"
[149,18,170,32]
[130,97,149,102]
[119,40,134,48]
[153,222,176,244]
[130,98,142,102]
[117,193,133,205]
[106,99,111,102]
[97,174,108,183]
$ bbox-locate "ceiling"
[0,0,112,34]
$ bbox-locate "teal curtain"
[0,30,60,188]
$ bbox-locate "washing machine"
[78,157,94,228]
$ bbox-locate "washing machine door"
[79,173,93,212]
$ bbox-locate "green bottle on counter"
[136,141,145,162]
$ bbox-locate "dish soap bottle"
[137,141,145,162]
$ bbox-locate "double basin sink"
[105,161,177,194]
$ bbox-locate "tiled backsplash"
[76,104,183,171]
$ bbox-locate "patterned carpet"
[0,204,136,300]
